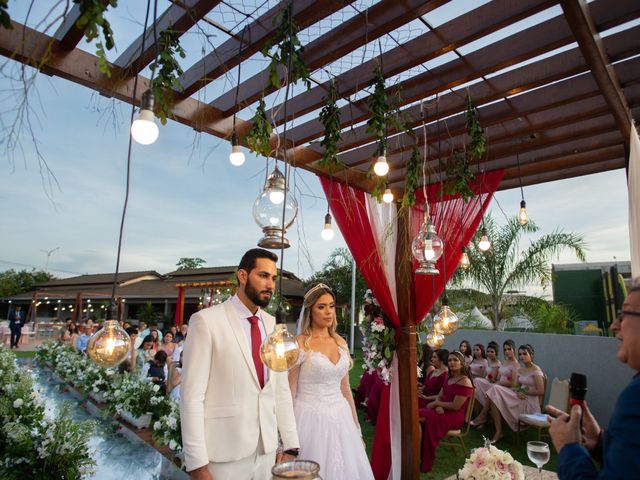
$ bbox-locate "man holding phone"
[547,277,640,479]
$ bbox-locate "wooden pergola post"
[395,208,421,478]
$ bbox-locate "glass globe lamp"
[434,301,459,335]
[373,154,389,176]
[412,204,443,275]
[459,247,471,269]
[229,133,245,166]
[518,200,529,225]
[253,166,298,249]
[426,328,445,348]
[260,306,300,372]
[87,305,131,368]
[478,227,491,252]
[320,213,334,241]
[130,90,159,145]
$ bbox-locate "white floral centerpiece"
[458,442,525,480]
[152,400,182,453]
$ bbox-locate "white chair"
[518,377,569,441]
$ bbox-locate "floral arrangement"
[152,400,182,452]
[360,293,426,384]
[107,372,166,418]
[458,443,525,480]
[0,346,95,479]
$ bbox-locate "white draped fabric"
[629,128,640,278]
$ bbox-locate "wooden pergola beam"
[114,0,223,74]
[560,0,633,157]
[212,0,451,115]
[54,2,108,50]
[178,0,347,97]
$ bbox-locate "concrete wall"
[440,330,634,426]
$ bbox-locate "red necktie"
[247,315,264,388]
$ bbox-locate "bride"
[288,283,374,480]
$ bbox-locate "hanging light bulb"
[518,200,529,225]
[321,212,335,241]
[253,166,298,249]
[459,247,471,269]
[425,322,445,348]
[434,297,459,335]
[382,186,394,204]
[130,90,159,145]
[229,132,245,166]
[87,304,131,369]
[373,152,389,176]
[478,226,491,252]
[412,203,443,275]
[260,305,300,371]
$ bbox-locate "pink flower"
[496,461,506,472]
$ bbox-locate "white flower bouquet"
[458,444,525,480]
[152,400,182,453]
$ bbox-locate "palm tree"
[453,215,587,330]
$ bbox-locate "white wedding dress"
[292,348,375,480]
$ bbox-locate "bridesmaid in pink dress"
[472,339,518,422]
[458,340,473,366]
[419,351,474,472]
[485,344,545,443]
[469,344,489,378]
[418,349,449,407]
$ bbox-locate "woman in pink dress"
[158,330,176,356]
[418,349,449,407]
[469,343,488,378]
[458,340,473,365]
[484,344,545,443]
[472,339,519,424]
[419,350,474,472]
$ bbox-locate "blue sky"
[0,1,632,287]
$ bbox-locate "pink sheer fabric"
[486,369,544,431]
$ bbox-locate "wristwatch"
[284,448,300,457]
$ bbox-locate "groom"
[180,248,299,479]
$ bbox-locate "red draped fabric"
[174,286,184,325]
[321,170,503,479]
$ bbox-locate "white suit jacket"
[180,299,299,472]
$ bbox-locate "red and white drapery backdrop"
[320,170,503,479]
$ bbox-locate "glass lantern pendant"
[260,305,300,372]
[412,203,443,275]
[87,304,131,368]
[425,325,445,348]
[253,166,298,249]
[434,299,459,335]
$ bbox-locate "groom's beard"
[245,276,273,308]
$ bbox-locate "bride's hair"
[299,283,352,368]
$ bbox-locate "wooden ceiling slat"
[212,0,451,115]
[178,0,347,98]
[54,2,108,50]
[285,0,640,146]
[267,0,554,128]
[114,0,223,74]
[498,157,626,190]
[560,0,633,156]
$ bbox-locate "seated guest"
[76,326,91,353]
[141,350,168,394]
[418,345,435,384]
[158,330,176,356]
[470,343,488,378]
[419,351,474,472]
[173,323,188,344]
[118,327,139,373]
[459,340,473,365]
[168,351,183,402]
[419,349,449,407]
[139,334,157,364]
[484,344,544,443]
[472,340,518,424]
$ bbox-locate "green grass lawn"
[349,349,557,479]
[13,350,36,358]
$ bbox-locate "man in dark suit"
[8,305,25,349]
[547,277,640,479]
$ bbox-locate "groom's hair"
[238,248,278,275]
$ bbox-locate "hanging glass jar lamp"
[253,166,298,249]
[412,203,443,275]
